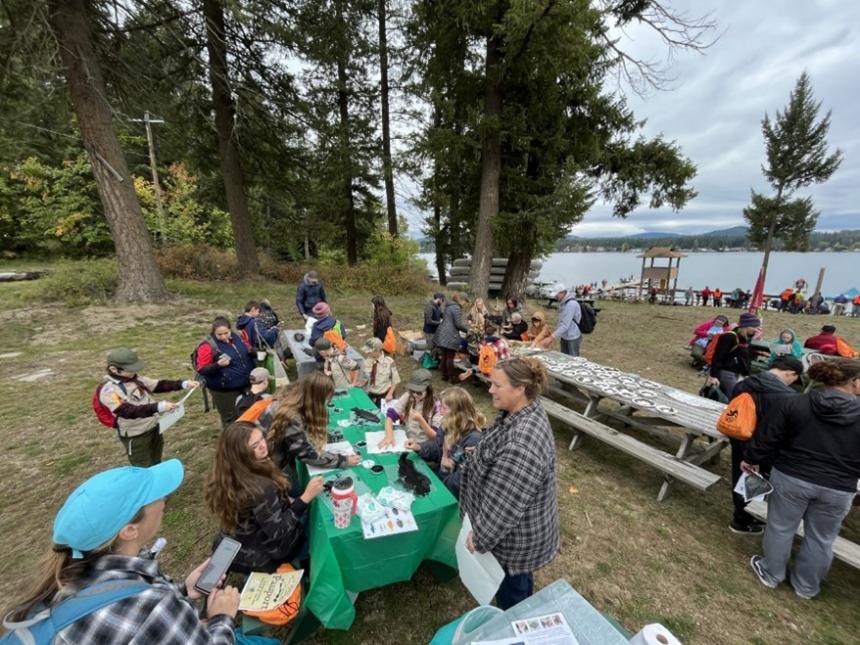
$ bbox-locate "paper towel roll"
[628,623,683,645]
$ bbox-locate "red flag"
[749,269,765,314]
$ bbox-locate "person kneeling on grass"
[361,337,400,406]
[405,386,484,498]
[99,348,199,467]
[3,459,240,644]
[378,369,442,448]
[205,421,325,574]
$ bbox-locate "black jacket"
[731,371,797,450]
[710,331,751,379]
[746,389,860,492]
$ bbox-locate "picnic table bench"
[746,500,860,570]
[280,328,364,379]
[459,351,727,500]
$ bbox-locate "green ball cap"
[106,348,145,372]
[53,459,184,558]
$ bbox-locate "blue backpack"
[1,580,148,644]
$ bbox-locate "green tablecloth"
[299,388,460,630]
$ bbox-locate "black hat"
[771,355,804,376]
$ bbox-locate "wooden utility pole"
[813,267,826,298]
[131,112,166,241]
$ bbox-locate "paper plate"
[632,398,655,408]
[655,404,679,415]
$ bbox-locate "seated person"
[804,325,859,357]
[205,421,324,574]
[523,310,551,346]
[379,369,442,447]
[460,323,511,381]
[267,373,361,479]
[7,460,239,642]
[500,297,522,326]
[690,315,729,364]
[361,337,400,405]
[502,311,529,340]
[405,386,483,498]
[769,329,803,362]
[308,302,348,349]
[314,337,359,389]
[236,300,279,349]
[234,367,272,417]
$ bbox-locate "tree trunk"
[203,0,260,275]
[501,246,533,301]
[47,0,168,303]
[335,0,358,265]
[759,185,784,293]
[470,29,503,299]
[433,201,447,286]
[377,0,397,237]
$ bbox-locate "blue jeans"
[559,337,581,357]
[496,569,533,610]
[759,468,855,597]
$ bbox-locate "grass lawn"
[1,262,858,644]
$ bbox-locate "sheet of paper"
[455,514,505,606]
[512,612,579,645]
[307,441,356,476]
[238,569,303,612]
[734,472,774,503]
[472,639,527,645]
[365,429,407,454]
[157,403,185,434]
[361,506,418,539]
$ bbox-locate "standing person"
[195,317,255,429]
[371,295,394,345]
[460,357,559,609]
[708,313,760,398]
[314,338,358,389]
[206,421,325,574]
[257,299,280,332]
[3,460,239,643]
[701,286,712,307]
[725,356,803,535]
[852,294,860,317]
[713,287,723,307]
[234,367,272,418]
[423,292,445,355]
[296,271,327,321]
[685,286,694,306]
[405,386,485,498]
[540,284,582,357]
[236,301,278,349]
[379,369,442,447]
[436,292,470,384]
[308,302,348,349]
[98,349,198,467]
[745,359,860,599]
[361,337,400,405]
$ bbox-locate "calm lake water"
[419,251,859,296]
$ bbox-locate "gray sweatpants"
[759,468,855,597]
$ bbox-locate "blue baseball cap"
[53,459,184,558]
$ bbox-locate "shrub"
[157,244,242,280]
[37,258,119,305]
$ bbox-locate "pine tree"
[746,72,842,287]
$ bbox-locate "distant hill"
[630,231,681,239]
[700,226,749,237]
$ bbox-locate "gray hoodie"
[552,293,582,341]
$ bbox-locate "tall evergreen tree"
[745,72,842,286]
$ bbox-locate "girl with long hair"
[406,387,485,498]
[371,295,393,344]
[267,373,361,478]
[205,421,325,574]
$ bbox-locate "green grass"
[1,260,859,644]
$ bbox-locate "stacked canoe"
[446,257,542,294]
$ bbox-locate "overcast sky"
[401,0,859,239]
[571,0,859,237]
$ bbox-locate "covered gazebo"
[637,247,687,302]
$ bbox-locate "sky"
[401,1,860,239]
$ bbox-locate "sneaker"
[786,572,816,600]
[750,555,777,589]
[730,520,764,535]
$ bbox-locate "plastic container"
[331,477,358,514]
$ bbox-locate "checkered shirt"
[460,400,560,575]
[54,555,234,644]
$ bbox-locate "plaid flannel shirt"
[460,400,559,575]
[54,555,234,644]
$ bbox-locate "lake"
[418,251,859,296]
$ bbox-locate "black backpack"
[578,302,597,334]
[190,336,218,412]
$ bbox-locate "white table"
[280,329,364,379]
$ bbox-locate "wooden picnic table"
[528,351,728,501]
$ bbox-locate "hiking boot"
[750,555,777,589]
[730,520,764,535]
